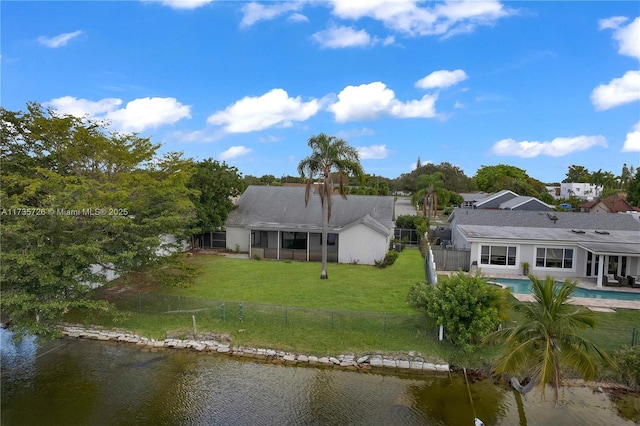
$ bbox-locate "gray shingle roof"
[450,208,640,231]
[226,185,394,235]
[499,196,553,210]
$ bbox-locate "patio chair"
[629,275,639,288]
[603,274,620,287]
[614,274,629,286]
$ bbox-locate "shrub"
[375,250,399,268]
[407,271,510,352]
[610,346,640,390]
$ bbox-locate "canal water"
[1,330,638,425]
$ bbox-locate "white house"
[560,183,602,200]
[448,208,640,287]
[225,186,395,266]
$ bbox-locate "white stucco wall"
[471,241,582,278]
[225,226,249,251]
[338,224,389,265]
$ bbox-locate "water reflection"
[1,331,638,425]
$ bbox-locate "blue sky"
[3,1,639,183]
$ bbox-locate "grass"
[77,248,640,369]
[165,248,426,314]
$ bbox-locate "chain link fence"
[106,293,433,337]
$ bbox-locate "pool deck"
[482,274,640,311]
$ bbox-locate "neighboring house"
[546,185,561,199]
[225,185,395,266]
[448,208,640,287]
[470,190,552,211]
[560,182,602,200]
[498,196,554,211]
[579,194,640,214]
[459,192,487,209]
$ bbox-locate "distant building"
[464,190,553,211]
[459,192,487,209]
[546,186,561,199]
[560,183,602,200]
[579,194,640,214]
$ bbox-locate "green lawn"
[81,248,639,368]
[167,248,426,314]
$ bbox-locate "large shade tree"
[297,133,363,279]
[0,103,197,337]
[187,158,244,246]
[486,276,612,406]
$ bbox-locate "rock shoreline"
[61,325,450,374]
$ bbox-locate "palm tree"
[487,276,612,406]
[297,133,363,279]
[412,172,446,218]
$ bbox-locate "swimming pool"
[492,278,640,301]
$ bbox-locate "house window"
[320,233,337,245]
[480,245,516,266]
[282,232,307,250]
[536,247,573,269]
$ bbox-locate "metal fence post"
[239,302,243,322]
[220,302,225,321]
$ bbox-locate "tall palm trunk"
[320,181,329,279]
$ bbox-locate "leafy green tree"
[563,165,591,183]
[474,164,528,192]
[298,133,363,279]
[394,162,474,194]
[187,159,244,237]
[627,168,640,207]
[0,103,196,337]
[487,276,612,406]
[407,272,510,352]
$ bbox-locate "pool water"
[493,278,640,301]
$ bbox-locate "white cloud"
[415,69,468,89]
[288,13,309,23]
[259,135,280,143]
[591,70,640,111]
[312,25,372,49]
[143,0,214,10]
[599,16,640,60]
[335,127,375,140]
[46,96,122,116]
[329,0,510,38]
[357,144,389,160]
[37,30,83,48]
[107,98,191,132]
[410,159,433,170]
[599,16,628,30]
[592,17,640,111]
[382,35,395,46]
[240,2,303,27]
[454,101,464,109]
[328,82,438,122]
[490,135,607,158]
[45,96,191,133]
[622,121,640,152]
[219,146,252,160]
[207,89,320,133]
